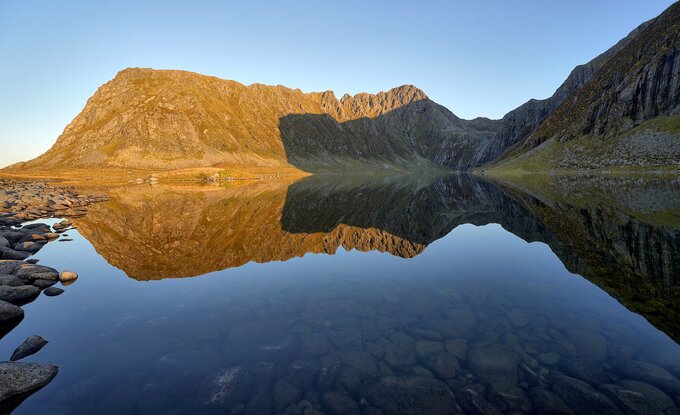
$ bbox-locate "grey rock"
[13,241,43,253]
[0,285,40,304]
[0,260,22,275]
[468,345,518,387]
[10,335,48,361]
[0,231,28,244]
[44,287,65,297]
[0,362,58,408]
[363,376,461,415]
[33,279,57,289]
[0,300,24,324]
[551,375,622,415]
[0,274,24,287]
[13,264,59,281]
[17,235,46,245]
[321,391,360,415]
[0,237,8,248]
[0,247,30,260]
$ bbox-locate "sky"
[0,0,676,167]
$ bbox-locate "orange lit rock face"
[73,180,427,280]
[14,68,497,173]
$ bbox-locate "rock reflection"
[72,174,680,343]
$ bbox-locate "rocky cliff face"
[482,18,652,166]
[493,2,680,169]
[11,69,497,173]
[6,3,679,173]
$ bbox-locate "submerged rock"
[10,335,49,361]
[599,383,671,414]
[468,345,518,387]
[529,387,574,415]
[618,360,680,396]
[551,375,622,415]
[273,379,301,412]
[617,379,677,412]
[363,376,461,414]
[426,351,460,379]
[454,387,502,415]
[196,366,253,408]
[321,390,360,415]
[384,332,416,368]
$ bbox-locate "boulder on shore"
[0,362,58,413]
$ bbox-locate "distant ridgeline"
[5,2,680,173]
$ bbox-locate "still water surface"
[4,174,680,414]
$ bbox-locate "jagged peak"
[386,84,429,100]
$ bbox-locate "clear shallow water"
[3,174,680,414]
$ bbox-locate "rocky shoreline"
[0,179,108,413]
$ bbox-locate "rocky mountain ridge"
[5,2,679,173]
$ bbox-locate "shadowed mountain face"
[70,175,680,341]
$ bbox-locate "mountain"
[491,1,680,170]
[7,68,497,173]
[5,2,679,174]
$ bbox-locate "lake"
[2,173,680,414]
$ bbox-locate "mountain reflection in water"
[71,174,680,342]
[6,173,680,414]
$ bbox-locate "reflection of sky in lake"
[5,215,679,414]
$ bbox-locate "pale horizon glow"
[0,0,676,167]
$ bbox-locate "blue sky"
[0,0,675,167]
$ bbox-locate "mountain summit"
[7,2,680,174]
[14,68,497,173]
